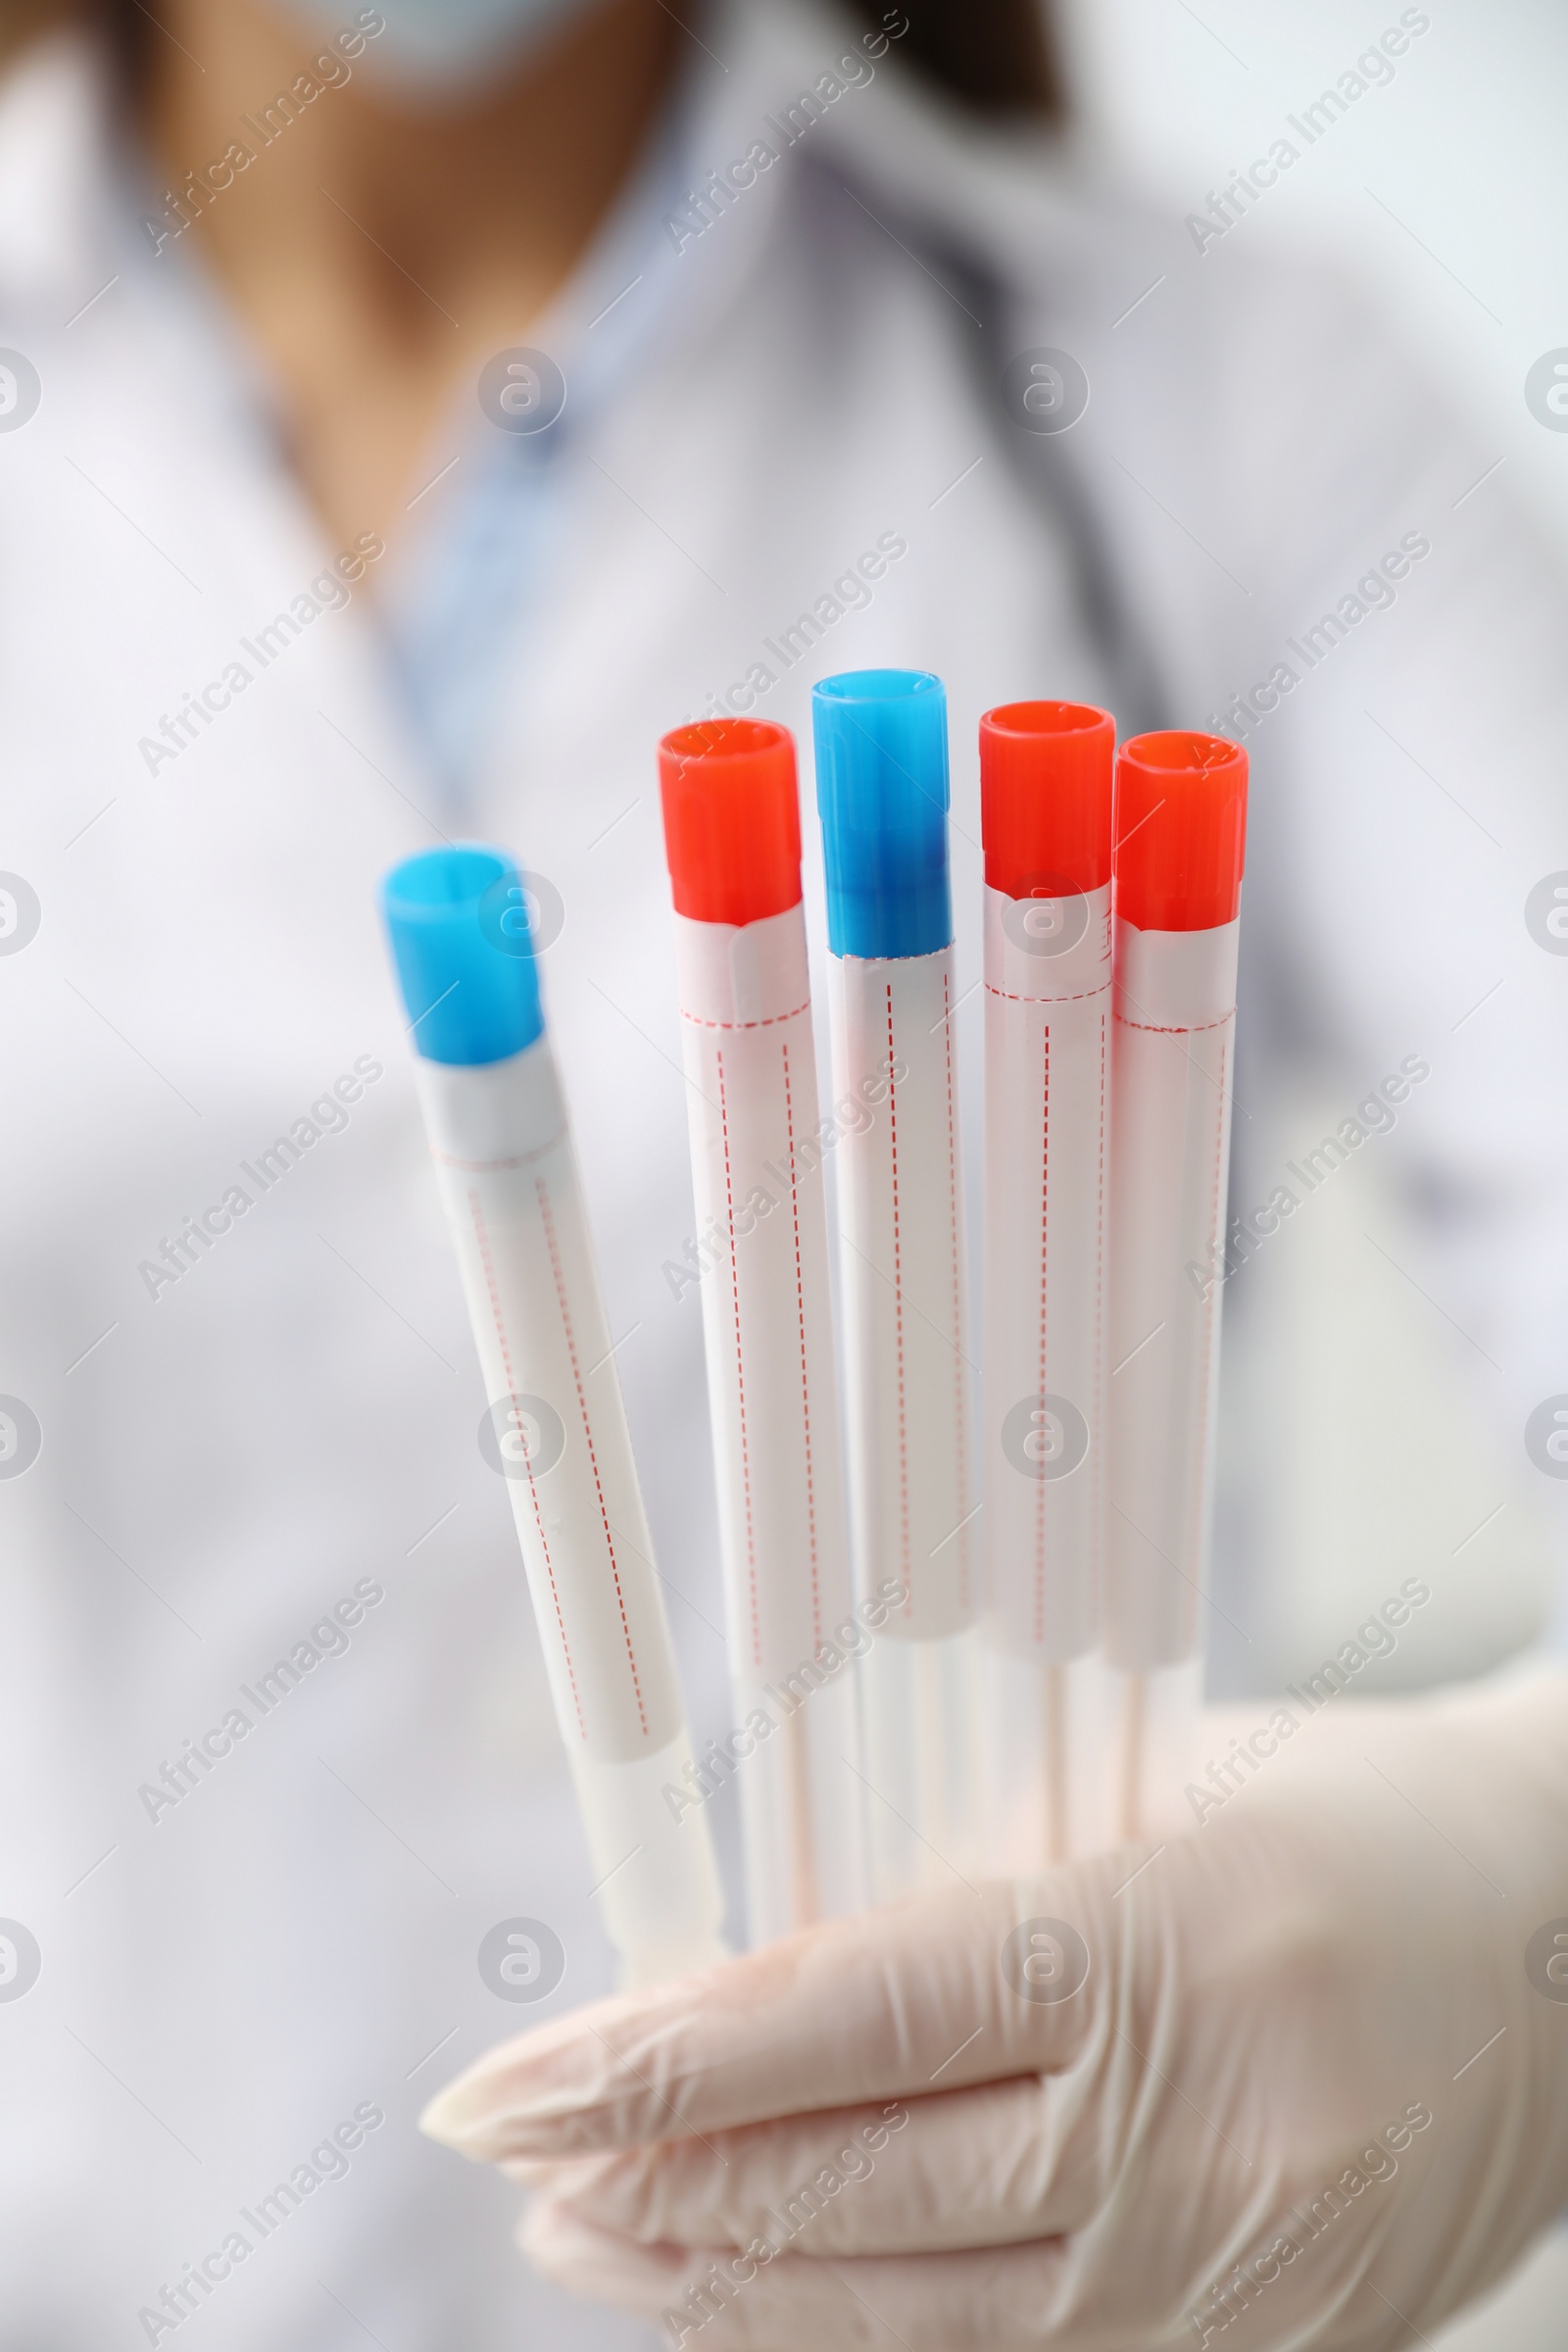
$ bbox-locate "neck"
[136,0,679,547]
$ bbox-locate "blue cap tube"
[811,669,953,958]
[380,844,545,1065]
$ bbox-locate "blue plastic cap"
[379,844,545,1066]
[811,669,952,958]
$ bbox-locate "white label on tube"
[672,907,854,1685]
[415,1042,684,1764]
[983,882,1111,1661]
[671,904,808,1030]
[1105,916,1240,1673]
[830,947,977,1642]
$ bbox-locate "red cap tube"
[979,701,1115,899]
[659,719,802,927]
[1113,730,1249,931]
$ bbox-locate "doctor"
[0,0,1564,2346]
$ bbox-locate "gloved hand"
[421,1673,1568,2349]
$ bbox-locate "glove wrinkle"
[428,1675,1568,2351]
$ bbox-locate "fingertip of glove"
[417,2080,486,2155]
[418,2049,542,2157]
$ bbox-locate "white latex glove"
[422,1674,1568,2349]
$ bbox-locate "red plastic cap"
[979,701,1115,899]
[1114,730,1249,931]
[658,719,802,926]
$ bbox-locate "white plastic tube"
[829,945,982,1898]
[383,849,726,1987]
[983,880,1112,1867]
[812,670,980,1903]
[670,903,865,1941]
[1104,731,1248,1842]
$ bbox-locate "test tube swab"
[811,668,982,1902]
[1105,733,1249,1841]
[979,702,1115,1870]
[380,845,727,1988]
[658,719,865,1944]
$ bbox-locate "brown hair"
[5,2,1066,117]
[854,2,1064,120]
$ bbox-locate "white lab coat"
[1,4,1564,2344]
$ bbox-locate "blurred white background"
[1061,0,1568,528]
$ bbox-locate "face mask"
[266,0,610,98]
